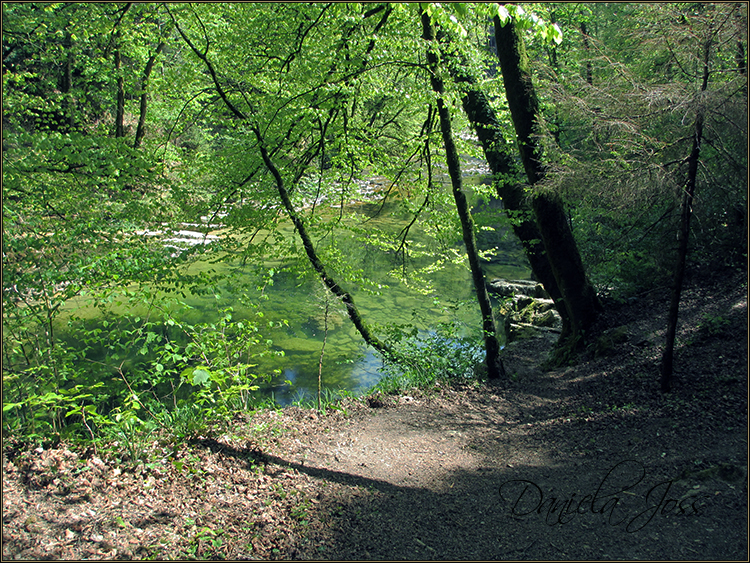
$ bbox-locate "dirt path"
[3,268,747,560]
[264,354,746,560]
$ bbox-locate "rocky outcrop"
[488,279,561,342]
[486,279,549,299]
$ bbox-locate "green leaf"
[192,368,211,386]
[550,23,563,45]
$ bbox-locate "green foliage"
[487,3,563,45]
[697,313,731,338]
[292,388,355,415]
[174,306,279,418]
[571,204,672,302]
[3,1,747,449]
[185,526,225,559]
[375,319,485,395]
[535,2,747,299]
[2,289,278,448]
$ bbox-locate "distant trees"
[654,3,746,392]
[530,2,746,386]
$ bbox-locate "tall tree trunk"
[433,28,571,335]
[548,10,558,69]
[134,42,165,149]
[457,82,572,338]
[494,16,601,348]
[422,11,505,380]
[736,5,746,76]
[660,38,711,393]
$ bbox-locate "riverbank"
[2,266,746,560]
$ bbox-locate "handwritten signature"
[499,460,710,532]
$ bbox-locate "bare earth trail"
[265,351,745,560]
[2,268,747,560]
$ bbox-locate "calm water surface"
[62,189,531,405]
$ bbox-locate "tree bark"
[494,16,601,347]
[532,188,600,338]
[735,5,746,76]
[432,27,572,336]
[422,11,505,379]
[660,38,711,393]
[253,127,392,358]
[134,42,165,149]
[457,82,572,338]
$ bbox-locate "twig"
[79,401,98,456]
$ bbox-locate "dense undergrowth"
[3,253,745,465]
[2,282,485,461]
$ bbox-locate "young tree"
[519,2,745,384]
[421,7,505,379]
[658,3,747,392]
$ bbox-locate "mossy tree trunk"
[434,28,572,337]
[422,11,505,380]
[457,84,572,338]
[494,16,601,348]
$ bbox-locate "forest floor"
[2,265,747,560]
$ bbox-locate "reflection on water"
[60,185,531,405]
[268,348,384,405]
[244,221,528,403]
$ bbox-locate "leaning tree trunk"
[432,28,572,336]
[422,11,505,379]
[171,4,391,358]
[660,38,711,393]
[253,127,392,358]
[494,15,601,348]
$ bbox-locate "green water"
[233,198,528,403]
[60,188,531,405]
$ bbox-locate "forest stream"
[57,177,531,405]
